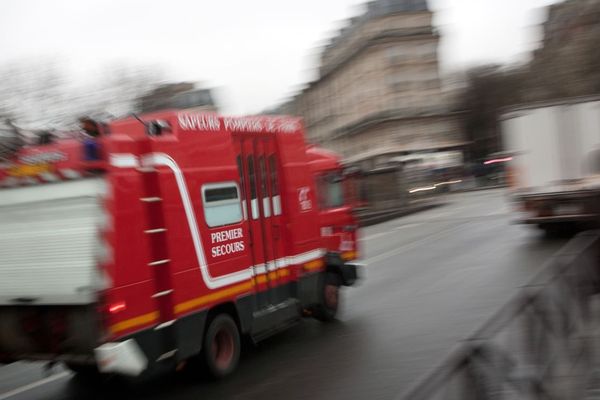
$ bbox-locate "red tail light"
[108,301,126,314]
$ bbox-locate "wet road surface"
[0,189,568,400]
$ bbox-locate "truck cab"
[307,145,359,265]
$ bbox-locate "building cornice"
[342,140,469,164]
[331,108,464,139]
[323,27,437,76]
[300,27,438,96]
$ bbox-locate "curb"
[454,184,507,193]
[358,202,444,227]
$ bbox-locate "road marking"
[486,210,509,217]
[427,211,451,220]
[0,371,71,400]
[361,223,422,241]
[363,222,472,265]
[361,231,391,241]
[394,223,421,231]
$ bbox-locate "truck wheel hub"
[212,329,234,370]
[325,284,339,309]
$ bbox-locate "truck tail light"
[108,301,127,314]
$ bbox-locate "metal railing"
[401,231,600,400]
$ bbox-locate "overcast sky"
[0,0,560,114]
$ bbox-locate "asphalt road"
[0,189,568,400]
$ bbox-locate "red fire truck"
[0,111,360,378]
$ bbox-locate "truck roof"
[0,111,344,188]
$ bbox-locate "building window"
[202,182,243,227]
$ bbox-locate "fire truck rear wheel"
[65,363,100,379]
[314,272,341,322]
[202,314,241,379]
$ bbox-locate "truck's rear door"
[0,178,108,305]
[0,177,109,360]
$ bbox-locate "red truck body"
[0,111,360,377]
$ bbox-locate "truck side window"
[269,155,279,196]
[259,156,271,217]
[317,173,345,209]
[202,182,243,228]
[247,156,256,200]
[236,156,244,188]
[247,156,259,219]
[259,156,267,196]
[236,155,248,220]
[269,155,282,216]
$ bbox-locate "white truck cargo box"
[502,99,600,192]
[0,178,107,305]
[502,97,600,230]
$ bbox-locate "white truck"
[501,96,600,234]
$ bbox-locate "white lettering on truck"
[298,187,312,212]
[210,228,245,258]
[177,113,301,134]
[178,113,221,131]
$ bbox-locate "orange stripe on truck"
[304,259,324,271]
[174,281,254,314]
[109,282,253,334]
[109,266,305,334]
[110,311,159,335]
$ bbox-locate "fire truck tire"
[202,314,241,379]
[538,222,578,238]
[314,272,341,322]
[65,363,100,379]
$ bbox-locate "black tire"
[538,222,578,238]
[313,272,341,322]
[65,363,103,383]
[202,314,241,379]
[65,363,98,374]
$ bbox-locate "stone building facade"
[280,0,465,169]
